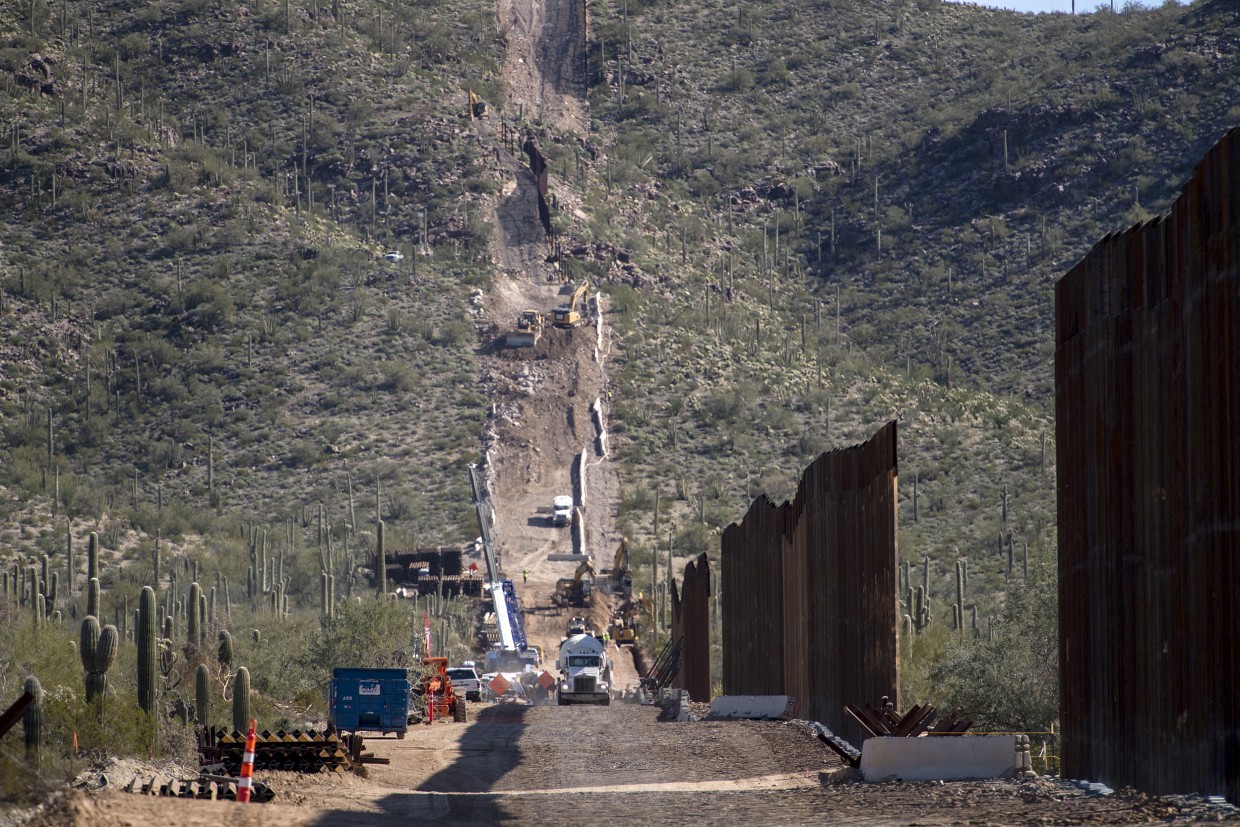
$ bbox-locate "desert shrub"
[928,556,1058,732]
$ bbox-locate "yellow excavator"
[468,89,487,119]
[552,559,596,607]
[609,587,645,646]
[608,537,632,596]
[553,280,590,328]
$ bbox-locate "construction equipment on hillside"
[551,559,596,608]
[609,614,638,646]
[556,633,612,705]
[608,537,632,595]
[566,616,589,636]
[412,658,468,724]
[608,587,643,646]
[553,280,591,328]
[505,309,544,347]
[468,89,487,119]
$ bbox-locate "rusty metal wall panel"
[670,553,712,701]
[782,504,809,714]
[1056,126,1240,800]
[721,421,899,746]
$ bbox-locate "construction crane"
[468,464,537,674]
[553,280,590,328]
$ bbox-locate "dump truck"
[556,633,611,705]
[505,309,544,347]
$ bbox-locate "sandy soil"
[31,705,1240,826]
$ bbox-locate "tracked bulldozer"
[505,309,544,347]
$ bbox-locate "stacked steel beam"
[198,728,362,774]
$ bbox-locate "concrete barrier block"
[860,735,1017,782]
[709,695,797,720]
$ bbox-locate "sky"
[950,0,1181,14]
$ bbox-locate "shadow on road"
[309,704,530,825]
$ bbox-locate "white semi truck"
[556,633,611,706]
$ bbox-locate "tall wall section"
[669,553,711,702]
[1055,127,1240,799]
[720,420,899,746]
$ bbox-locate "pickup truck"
[446,666,482,701]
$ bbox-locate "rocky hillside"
[1,0,1237,637]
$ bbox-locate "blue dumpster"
[329,668,411,736]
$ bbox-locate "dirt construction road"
[36,704,1240,826]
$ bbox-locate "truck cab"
[556,633,611,706]
[552,495,573,526]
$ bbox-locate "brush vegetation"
[1,0,1237,791]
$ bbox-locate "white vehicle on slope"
[556,633,611,706]
[552,495,574,527]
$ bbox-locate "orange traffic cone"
[236,718,257,803]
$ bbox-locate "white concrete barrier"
[709,695,797,721]
[546,553,590,562]
[575,449,589,507]
[860,735,1017,782]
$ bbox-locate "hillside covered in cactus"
[1,0,1239,798]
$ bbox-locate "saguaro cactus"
[195,664,210,726]
[29,566,41,627]
[86,577,100,619]
[66,524,74,596]
[80,615,100,680]
[137,586,157,714]
[81,616,118,702]
[218,629,234,666]
[82,620,119,703]
[376,520,386,598]
[23,676,43,764]
[232,667,251,732]
[955,559,965,634]
[187,582,202,652]
[87,531,99,581]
